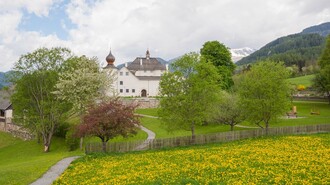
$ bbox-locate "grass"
[286,74,315,87]
[0,133,83,185]
[238,101,330,127]
[138,101,330,134]
[135,108,159,117]
[54,133,330,184]
[140,117,249,139]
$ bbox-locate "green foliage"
[318,35,330,68]
[237,33,326,69]
[313,35,330,104]
[159,52,221,137]
[200,40,235,89]
[10,47,72,152]
[210,92,246,131]
[65,127,80,151]
[237,61,291,131]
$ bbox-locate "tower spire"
[146,48,150,59]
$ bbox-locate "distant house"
[103,49,168,97]
[0,100,12,124]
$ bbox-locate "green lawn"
[135,108,159,117]
[138,101,330,137]
[0,133,83,185]
[287,74,315,87]
[272,101,330,127]
[140,117,250,139]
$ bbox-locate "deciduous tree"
[54,55,112,115]
[237,61,291,134]
[313,35,330,104]
[54,55,114,149]
[159,52,221,140]
[11,47,72,152]
[200,40,235,89]
[211,92,245,131]
[76,99,140,152]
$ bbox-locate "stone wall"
[0,122,33,140]
[121,98,160,109]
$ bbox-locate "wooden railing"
[85,124,330,154]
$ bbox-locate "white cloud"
[0,0,330,71]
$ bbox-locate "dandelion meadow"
[54,134,330,184]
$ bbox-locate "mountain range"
[230,47,256,62]
[236,22,330,66]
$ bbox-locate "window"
[126,89,129,93]
[120,89,123,93]
[132,89,135,93]
[120,81,123,85]
[120,72,123,76]
[126,72,129,76]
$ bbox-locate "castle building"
[103,49,167,97]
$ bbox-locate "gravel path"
[135,125,156,150]
[30,156,80,185]
[235,124,260,129]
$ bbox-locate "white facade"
[104,50,167,97]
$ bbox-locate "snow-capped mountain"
[230,47,256,62]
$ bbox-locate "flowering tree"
[76,99,140,152]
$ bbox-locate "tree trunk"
[80,137,84,150]
[43,137,51,152]
[191,122,196,144]
[102,141,107,152]
[230,124,234,131]
[265,122,269,135]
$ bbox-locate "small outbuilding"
[0,100,12,124]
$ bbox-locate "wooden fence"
[85,124,330,154]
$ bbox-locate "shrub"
[65,128,79,151]
[297,84,306,91]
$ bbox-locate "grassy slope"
[286,74,315,87]
[0,134,83,185]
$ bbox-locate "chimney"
[125,62,128,67]
[140,58,143,65]
[166,64,169,71]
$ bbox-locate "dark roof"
[127,57,166,71]
[0,100,11,110]
[136,76,161,81]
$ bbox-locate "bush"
[54,122,70,138]
[65,128,79,151]
[297,85,306,91]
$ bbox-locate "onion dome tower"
[146,49,150,59]
[106,50,115,65]
[104,49,116,69]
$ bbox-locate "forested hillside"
[236,22,330,73]
[236,33,325,68]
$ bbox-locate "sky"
[0,0,329,72]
